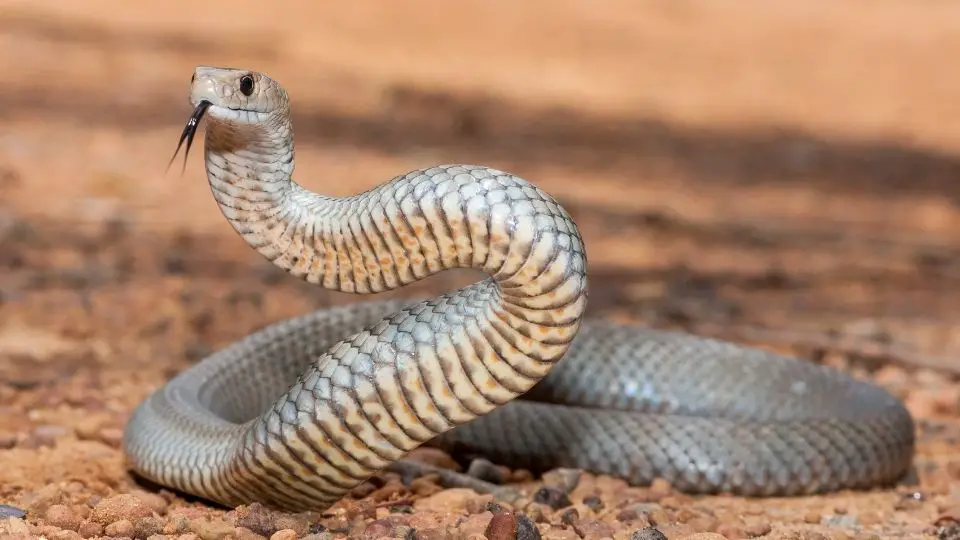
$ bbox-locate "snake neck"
[202,114,588,359]
[203,114,297,257]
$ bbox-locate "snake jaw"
[166,99,211,175]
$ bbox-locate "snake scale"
[122,66,916,513]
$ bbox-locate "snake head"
[168,66,288,174]
[189,66,287,121]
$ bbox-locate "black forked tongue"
[166,100,211,175]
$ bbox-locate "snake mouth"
[167,99,211,175]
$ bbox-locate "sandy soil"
[2,1,960,539]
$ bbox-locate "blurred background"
[2,0,960,393]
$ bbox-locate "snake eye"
[239,74,254,96]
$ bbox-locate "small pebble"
[73,417,103,442]
[803,510,821,524]
[669,508,693,524]
[51,530,81,540]
[302,534,336,540]
[274,515,310,536]
[132,490,169,515]
[571,503,597,523]
[413,488,482,513]
[485,510,518,540]
[360,518,405,539]
[234,527,268,540]
[235,502,276,537]
[0,504,26,519]
[458,512,495,538]
[617,503,665,527]
[135,516,164,538]
[823,514,859,529]
[687,517,720,533]
[524,503,550,523]
[533,486,573,509]
[370,481,408,502]
[559,508,579,526]
[91,494,153,525]
[716,524,746,539]
[648,479,673,499]
[516,513,542,540]
[30,424,69,447]
[45,504,81,531]
[543,528,579,540]
[938,524,960,540]
[163,515,191,534]
[465,494,496,515]
[0,517,31,535]
[96,427,124,447]
[542,469,582,494]
[742,522,772,538]
[189,517,235,540]
[71,505,90,520]
[20,483,66,515]
[576,519,616,539]
[270,529,298,540]
[772,532,829,540]
[410,476,443,496]
[616,508,642,523]
[648,509,672,527]
[77,520,102,539]
[582,495,603,512]
[631,526,668,540]
[104,519,135,538]
[412,526,451,540]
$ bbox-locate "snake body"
[122,67,916,512]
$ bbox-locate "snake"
[121,66,916,513]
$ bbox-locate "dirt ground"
[2,1,960,539]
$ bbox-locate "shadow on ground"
[3,201,959,332]
[2,81,960,204]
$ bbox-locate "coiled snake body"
[122,66,916,512]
